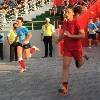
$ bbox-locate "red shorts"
[63,48,83,60]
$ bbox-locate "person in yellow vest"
[41,18,55,58]
[7,23,19,62]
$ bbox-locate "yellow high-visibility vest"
[42,24,53,36]
[9,30,19,42]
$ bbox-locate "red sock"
[19,60,25,69]
[63,82,68,89]
[30,48,35,55]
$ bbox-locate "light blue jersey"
[88,23,97,34]
[0,33,4,43]
[16,26,30,44]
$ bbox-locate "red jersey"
[63,18,84,50]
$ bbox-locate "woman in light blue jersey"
[16,17,40,73]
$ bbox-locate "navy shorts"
[88,34,96,40]
[18,43,31,49]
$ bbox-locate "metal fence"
[25,20,56,30]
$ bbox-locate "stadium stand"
[0,0,53,28]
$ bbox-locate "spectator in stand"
[28,0,33,8]
[62,0,69,7]
[14,7,19,20]
[81,3,88,12]
[88,18,98,52]
[23,1,29,15]
[0,28,5,60]
[95,18,100,45]
[45,0,49,4]
[50,5,57,16]
[77,0,88,5]
[16,0,21,4]
[36,0,42,6]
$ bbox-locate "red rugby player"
[56,7,89,94]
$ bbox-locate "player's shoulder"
[1,32,4,36]
[72,18,79,25]
[21,26,27,28]
[73,18,80,25]
[50,24,53,27]
[73,18,78,22]
[10,29,13,32]
[21,26,28,30]
[42,24,45,27]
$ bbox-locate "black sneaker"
[9,59,14,62]
[84,54,89,61]
[42,56,47,58]
[1,57,3,60]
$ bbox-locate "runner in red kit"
[56,7,89,94]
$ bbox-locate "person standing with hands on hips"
[41,18,55,58]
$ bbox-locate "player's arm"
[65,29,85,39]
[41,33,43,41]
[94,27,98,31]
[58,32,64,41]
[24,32,32,43]
[7,36,12,45]
[93,23,98,31]
[56,32,64,43]
[66,21,85,39]
[7,32,12,45]
[41,26,44,41]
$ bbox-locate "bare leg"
[88,38,92,52]
[24,48,30,59]
[95,33,99,45]
[62,56,72,82]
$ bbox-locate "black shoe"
[1,57,3,60]
[9,59,14,62]
[50,55,52,57]
[42,56,47,58]
[15,59,18,61]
